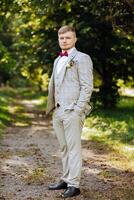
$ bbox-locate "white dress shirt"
[56,47,76,75]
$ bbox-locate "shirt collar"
[62,47,76,56]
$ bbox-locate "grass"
[23,166,54,185]
[0,86,47,138]
[0,86,134,171]
[0,151,12,159]
[0,87,16,138]
[82,96,134,171]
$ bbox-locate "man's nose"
[63,38,67,42]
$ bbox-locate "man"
[46,25,93,198]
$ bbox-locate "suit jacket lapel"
[47,48,78,113]
[49,56,60,91]
[58,48,78,87]
[54,56,60,71]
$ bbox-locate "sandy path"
[0,102,134,200]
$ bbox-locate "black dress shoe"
[48,181,67,190]
[62,186,80,198]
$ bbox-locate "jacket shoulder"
[76,51,93,67]
[76,51,91,59]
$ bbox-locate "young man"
[46,25,93,198]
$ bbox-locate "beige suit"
[46,48,93,188]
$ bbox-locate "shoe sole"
[61,192,80,198]
[48,187,67,190]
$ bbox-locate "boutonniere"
[66,59,75,68]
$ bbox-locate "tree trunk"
[100,71,119,108]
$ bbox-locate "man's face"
[58,31,77,51]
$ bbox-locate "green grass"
[0,86,47,137]
[15,87,48,111]
[23,166,54,185]
[0,87,16,138]
[82,96,134,171]
[1,86,134,170]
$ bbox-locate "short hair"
[58,25,76,35]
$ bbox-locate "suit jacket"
[46,48,93,116]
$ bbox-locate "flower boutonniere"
[66,59,75,68]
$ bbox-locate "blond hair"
[58,25,76,35]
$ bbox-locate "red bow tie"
[59,51,68,57]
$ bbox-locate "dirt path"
[0,100,134,200]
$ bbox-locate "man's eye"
[59,37,71,40]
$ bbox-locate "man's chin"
[62,47,72,51]
[62,47,68,51]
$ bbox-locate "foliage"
[0,16,16,84]
[0,0,134,107]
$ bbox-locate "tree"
[0,0,16,84]
[0,0,133,107]
[30,0,133,107]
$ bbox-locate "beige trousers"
[53,107,85,188]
